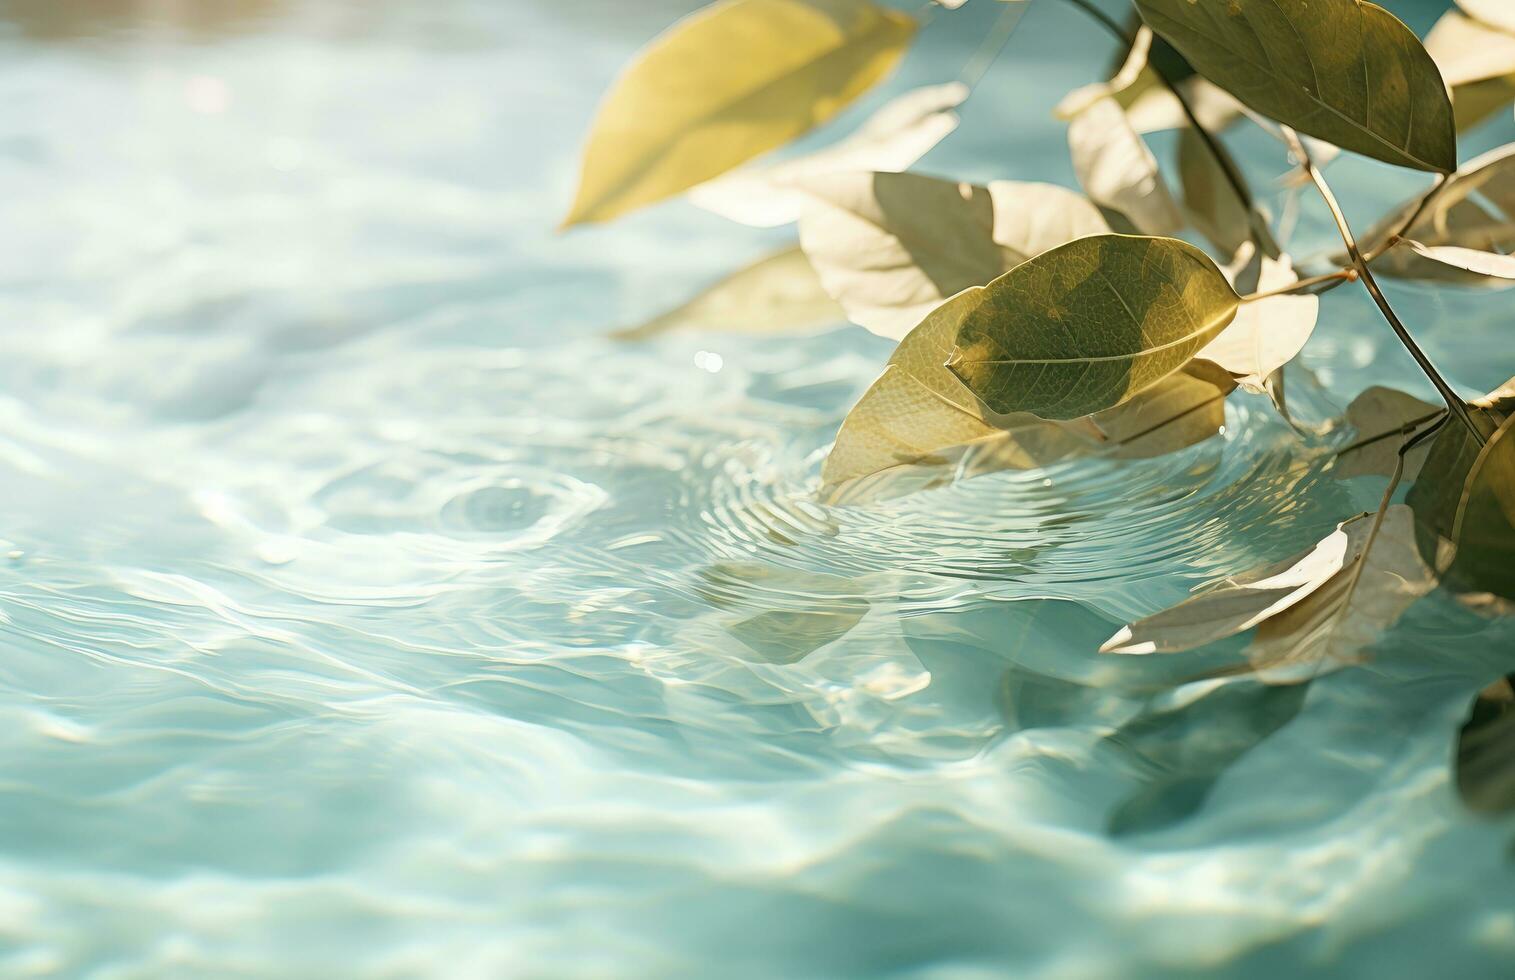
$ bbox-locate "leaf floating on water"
[1134,0,1457,173]
[947,235,1239,420]
[613,245,845,339]
[688,82,967,228]
[1103,506,1435,684]
[1397,239,1515,284]
[819,290,1233,504]
[1068,96,1184,237]
[1333,385,1441,482]
[1199,247,1317,393]
[796,173,1109,339]
[1457,674,1515,814]
[562,0,916,226]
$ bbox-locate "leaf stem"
[1362,173,1450,264]
[1239,268,1353,303]
[1282,128,1485,447]
[1059,0,1259,236]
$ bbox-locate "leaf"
[696,561,869,664]
[1068,95,1185,237]
[1197,247,1317,391]
[612,245,844,339]
[1418,412,1515,602]
[819,293,1234,503]
[1398,239,1515,283]
[687,82,967,228]
[1333,385,1441,481]
[946,235,1239,420]
[1133,0,1457,173]
[1458,0,1515,36]
[1103,505,1435,684]
[1055,25,1165,120]
[1125,75,1245,135]
[1365,142,1515,284]
[1426,9,1515,132]
[1456,675,1515,814]
[796,173,1109,340]
[563,0,916,226]
[1405,376,1515,578]
[1177,126,1251,257]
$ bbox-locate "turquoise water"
[3,0,1515,975]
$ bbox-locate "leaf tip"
[1100,626,1152,655]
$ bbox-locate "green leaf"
[1417,411,1515,602]
[563,0,915,226]
[612,245,844,340]
[1405,376,1515,577]
[1103,505,1435,683]
[1456,675,1515,814]
[819,290,1234,503]
[796,173,1109,339]
[945,235,1239,420]
[1133,0,1456,173]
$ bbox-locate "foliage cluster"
[565,0,1515,813]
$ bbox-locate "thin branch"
[1281,128,1485,447]
[1240,268,1353,303]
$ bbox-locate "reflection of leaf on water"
[1103,680,1308,835]
[695,561,869,665]
[612,245,844,340]
[1457,675,1515,814]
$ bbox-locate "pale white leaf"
[1068,95,1184,236]
[688,82,968,228]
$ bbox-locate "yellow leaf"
[1458,0,1515,36]
[563,0,915,226]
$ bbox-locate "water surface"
[2,0,1515,976]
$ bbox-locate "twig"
[1281,128,1485,447]
[1239,268,1353,303]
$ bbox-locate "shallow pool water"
[3,0,1515,976]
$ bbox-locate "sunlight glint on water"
[1,1,1514,976]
